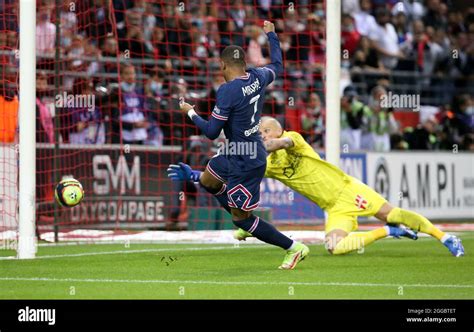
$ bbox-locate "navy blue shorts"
[206,155,265,211]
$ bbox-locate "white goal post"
[325,0,341,167]
[18,0,37,259]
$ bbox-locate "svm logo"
[18,306,56,325]
[93,155,140,195]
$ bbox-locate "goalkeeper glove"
[167,162,201,182]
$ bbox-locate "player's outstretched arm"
[262,21,283,77]
[264,137,294,152]
[167,162,201,182]
[179,99,225,140]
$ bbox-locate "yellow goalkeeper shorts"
[325,177,387,234]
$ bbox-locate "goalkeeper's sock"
[233,215,293,250]
[387,207,445,241]
[200,182,230,214]
[331,227,388,255]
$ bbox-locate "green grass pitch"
[1,233,473,299]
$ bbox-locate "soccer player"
[174,21,310,269]
[171,116,465,257]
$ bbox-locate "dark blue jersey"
[190,31,283,171]
[211,67,275,170]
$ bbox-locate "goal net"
[1,0,326,250]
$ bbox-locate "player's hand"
[179,98,195,113]
[263,20,275,33]
[167,162,200,182]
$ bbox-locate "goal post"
[325,0,341,167]
[18,0,37,259]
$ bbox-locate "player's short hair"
[220,45,246,68]
[261,116,282,131]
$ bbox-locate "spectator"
[392,6,411,45]
[307,14,325,66]
[143,66,167,146]
[113,64,149,145]
[58,0,78,49]
[145,66,167,99]
[227,0,246,46]
[301,92,325,147]
[352,36,385,72]
[447,94,474,143]
[0,78,18,143]
[285,8,311,66]
[76,0,112,45]
[63,35,100,91]
[361,85,399,151]
[392,0,425,22]
[117,10,153,60]
[100,36,120,79]
[36,7,56,56]
[341,13,361,56]
[190,22,210,60]
[35,73,54,144]
[353,0,379,37]
[62,80,105,145]
[423,0,447,30]
[0,30,16,68]
[369,7,403,70]
[340,86,371,151]
[404,116,439,150]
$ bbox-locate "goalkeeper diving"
[168,117,465,257]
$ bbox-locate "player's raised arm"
[262,21,283,81]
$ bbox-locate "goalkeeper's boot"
[234,228,252,241]
[443,235,465,257]
[387,224,418,240]
[279,242,309,270]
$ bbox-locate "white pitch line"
[0,276,472,289]
[0,245,261,260]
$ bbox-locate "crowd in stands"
[0,0,472,151]
[341,0,474,151]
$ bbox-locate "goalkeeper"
[169,117,465,257]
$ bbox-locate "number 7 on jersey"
[249,95,260,125]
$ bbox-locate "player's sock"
[387,207,445,241]
[233,215,293,250]
[331,227,388,255]
[200,182,230,214]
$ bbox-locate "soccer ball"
[55,178,84,207]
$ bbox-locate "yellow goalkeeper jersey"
[264,131,351,210]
